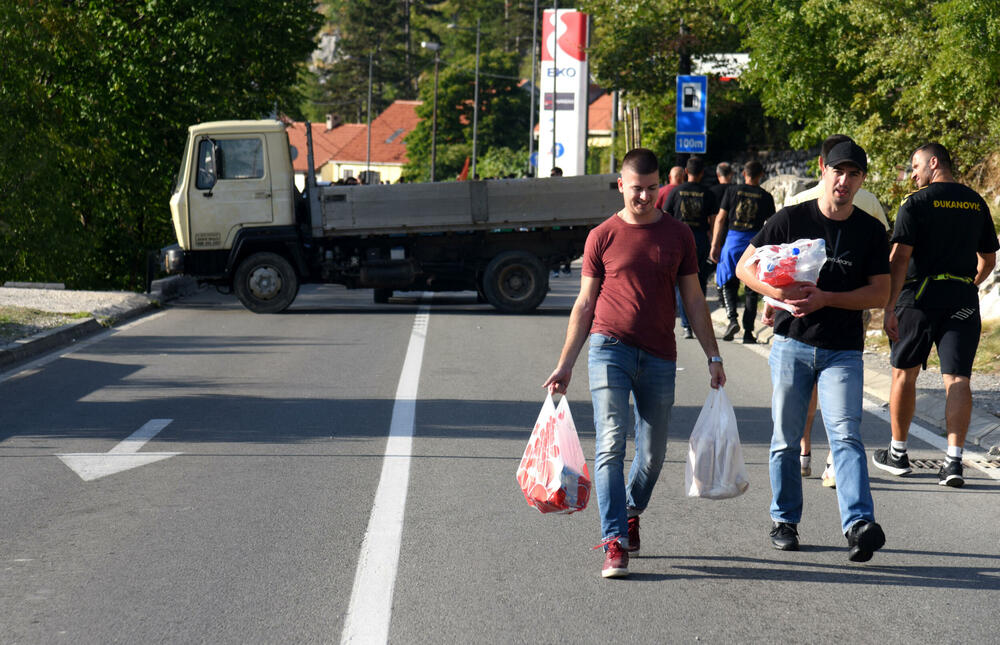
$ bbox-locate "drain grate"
[909,458,1000,470]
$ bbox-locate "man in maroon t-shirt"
[653,165,685,210]
[543,148,725,579]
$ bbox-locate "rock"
[761,174,817,208]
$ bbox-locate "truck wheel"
[482,251,548,313]
[233,252,299,313]
[373,288,393,304]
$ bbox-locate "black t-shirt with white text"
[891,182,999,309]
[750,200,890,351]
[720,184,776,232]
[664,181,718,231]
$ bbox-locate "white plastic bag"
[746,238,827,313]
[685,387,750,499]
[516,394,591,514]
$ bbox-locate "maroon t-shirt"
[582,213,699,360]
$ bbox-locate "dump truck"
[162,120,621,313]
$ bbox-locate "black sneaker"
[845,520,885,562]
[742,332,756,344]
[722,321,740,341]
[938,458,965,487]
[769,522,799,551]
[683,326,694,339]
[872,448,912,476]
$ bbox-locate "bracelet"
[708,356,723,365]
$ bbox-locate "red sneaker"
[597,539,629,578]
[626,516,640,552]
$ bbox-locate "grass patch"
[0,306,92,344]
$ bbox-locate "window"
[195,137,265,190]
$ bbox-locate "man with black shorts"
[878,142,998,487]
[736,140,889,562]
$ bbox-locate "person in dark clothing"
[663,156,719,337]
[878,142,999,487]
[710,161,776,343]
[709,161,735,211]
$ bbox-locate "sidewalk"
[708,306,1000,452]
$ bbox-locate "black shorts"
[890,306,981,377]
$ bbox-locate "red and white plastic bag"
[516,394,591,514]
[685,387,750,500]
[746,238,827,312]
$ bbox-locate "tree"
[720,0,1000,204]
[0,1,321,289]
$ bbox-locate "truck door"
[188,136,273,250]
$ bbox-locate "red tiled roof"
[588,92,613,133]
[286,100,422,170]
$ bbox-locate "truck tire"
[482,251,548,313]
[233,252,299,313]
[373,288,393,304]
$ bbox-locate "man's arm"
[677,273,726,389]
[790,274,890,316]
[543,275,601,395]
[882,242,913,342]
[975,252,996,285]
[709,208,728,263]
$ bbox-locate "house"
[286,100,421,188]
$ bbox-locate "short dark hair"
[821,134,853,161]
[621,148,659,175]
[685,156,705,176]
[914,142,952,172]
[716,162,734,179]
[744,160,764,179]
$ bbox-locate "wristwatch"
[708,356,724,365]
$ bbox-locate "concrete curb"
[0,275,196,370]
[708,307,1000,451]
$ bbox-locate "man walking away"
[879,142,998,487]
[736,140,889,562]
[544,148,725,578]
[654,165,685,210]
[710,160,776,343]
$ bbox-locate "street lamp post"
[420,41,441,182]
[447,18,481,180]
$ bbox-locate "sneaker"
[683,326,694,339]
[872,448,912,476]
[769,522,799,551]
[938,458,965,487]
[821,463,836,488]
[845,520,885,562]
[742,332,756,344]
[626,516,640,553]
[800,454,812,478]
[722,321,740,341]
[598,539,629,578]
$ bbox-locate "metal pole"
[528,0,538,176]
[431,51,439,182]
[472,18,481,180]
[610,90,617,172]
[366,52,373,180]
[550,0,557,171]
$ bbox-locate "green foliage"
[403,49,531,181]
[720,0,1000,205]
[478,147,530,178]
[0,1,320,289]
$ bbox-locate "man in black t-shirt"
[709,161,735,211]
[663,156,719,336]
[710,160,776,343]
[736,140,889,562]
[878,142,999,487]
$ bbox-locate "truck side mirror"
[196,138,218,194]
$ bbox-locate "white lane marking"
[0,310,169,384]
[862,399,999,480]
[341,294,431,645]
[57,419,180,481]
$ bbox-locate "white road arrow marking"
[57,419,180,481]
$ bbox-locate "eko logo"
[546,67,577,77]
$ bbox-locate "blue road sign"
[675,133,707,154]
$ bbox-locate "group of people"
[542,138,999,578]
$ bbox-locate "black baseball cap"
[825,140,868,173]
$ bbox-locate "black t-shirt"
[709,183,731,212]
[891,182,999,309]
[751,200,890,351]
[721,184,776,232]
[664,181,718,232]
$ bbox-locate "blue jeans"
[768,335,875,533]
[588,333,676,545]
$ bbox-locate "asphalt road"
[1,277,998,644]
